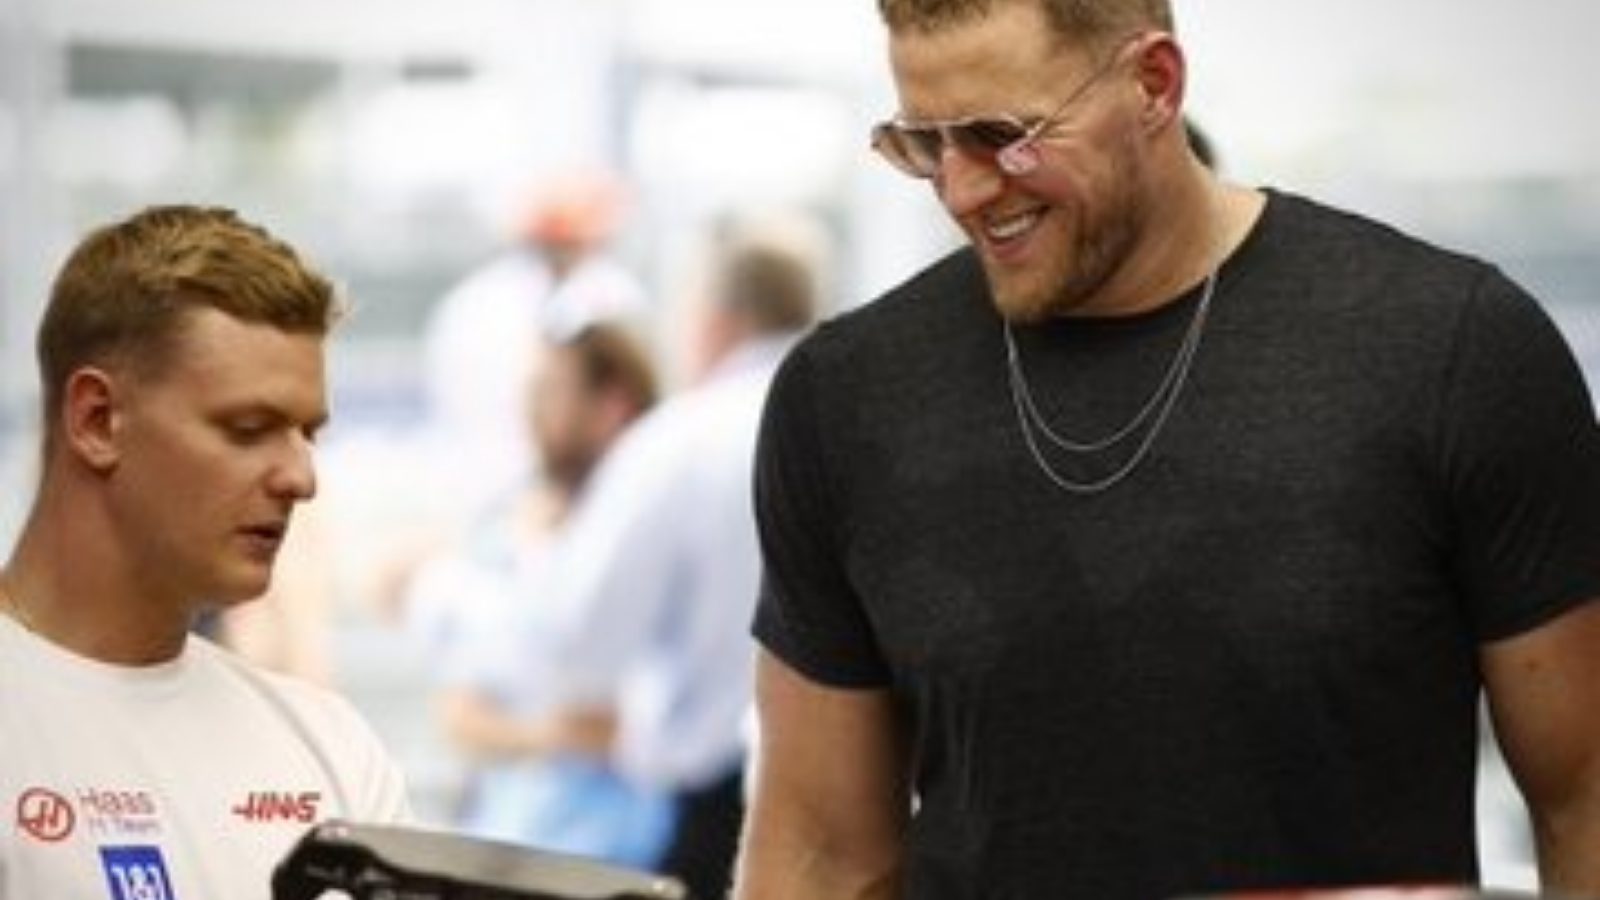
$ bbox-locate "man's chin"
[988,287,1054,325]
[980,258,1056,324]
[210,569,276,607]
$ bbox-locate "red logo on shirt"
[16,787,75,842]
[230,791,322,824]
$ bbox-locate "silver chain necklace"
[1003,268,1217,494]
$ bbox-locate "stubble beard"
[986,150,1146,323]
[993,221,1134,323]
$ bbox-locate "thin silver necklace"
[1004,267,1217,494]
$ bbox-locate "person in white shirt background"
[418,167,652,523]
[535,216,827,900]
[364,168,655,638]
[403,320,674,867]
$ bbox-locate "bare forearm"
[734,864,900,900]
[1481,602,1600,898]
[1533,787,1600,896]
[439,692,549,760]
[733,828,901,900]
[739,655,911,899]
[733,784,906,900]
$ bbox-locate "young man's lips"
[239,522,287,554]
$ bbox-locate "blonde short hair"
[37,205,341,423]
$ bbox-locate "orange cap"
[519,168,629,247]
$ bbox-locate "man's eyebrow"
[218,403,328,434]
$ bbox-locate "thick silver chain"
[1003,268,1217,494]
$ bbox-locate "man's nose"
[935,143,1007,218]
[268,433,318,502]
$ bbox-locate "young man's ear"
[61,367,123,472]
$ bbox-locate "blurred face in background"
[528,339,617,492]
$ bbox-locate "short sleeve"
[751,333,892,687]
[1440,265,1600,639]
[332,697,414,824]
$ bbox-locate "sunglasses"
[869,34,1143,180]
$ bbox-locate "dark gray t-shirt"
[752,191,1600,900]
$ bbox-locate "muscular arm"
[1481,599,1600,895]
[733,650,910,900]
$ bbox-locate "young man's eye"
[225,421,273,443]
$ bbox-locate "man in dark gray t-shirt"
[731,2,1600,899]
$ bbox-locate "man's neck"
[3,516,191,666]
[1073,168,1263,321]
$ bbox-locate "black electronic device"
[271,819,690,900]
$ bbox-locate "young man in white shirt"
[0,205,410,900]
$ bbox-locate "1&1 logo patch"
[99,845,178,900]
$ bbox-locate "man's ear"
[61,367,123,472]
[1132,32,1186,133]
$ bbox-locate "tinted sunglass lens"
[872,125,927,177]
[899,128,945,174]
[959,119,1028,152]
[872,119,1029,178]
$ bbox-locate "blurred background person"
[364,166,654,631]
[419,167,651,521]
[401,320,669,866]
[537,215,826,900]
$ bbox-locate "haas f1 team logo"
[230,791,322,824]
[17,787,76,842]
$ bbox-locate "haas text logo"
[229,791,322,824]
